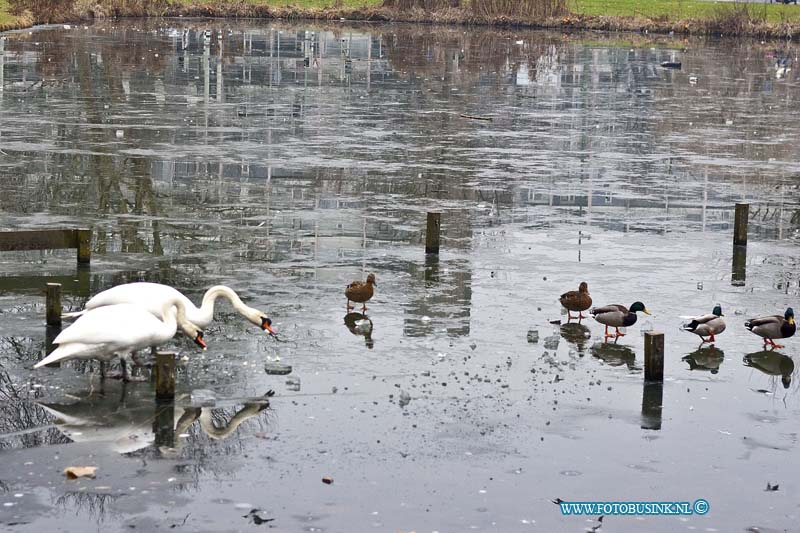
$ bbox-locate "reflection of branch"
[0,367,72,449]
[55,491,121,520]
[0,336,41,363]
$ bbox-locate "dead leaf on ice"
[64,466,97,479]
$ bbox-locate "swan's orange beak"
[261,317,277,336]
[194,331,207,349]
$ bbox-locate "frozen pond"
[0,19,799,532]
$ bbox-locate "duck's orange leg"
[361,303,368,312]
[766,338,784,349]
[604,325,615,339]
[346,300,354,311]
[615,327,625,337]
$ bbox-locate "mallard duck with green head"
[590,302,651,339]
[559,282,592,320]
[745,307,795,349]
[681,304,725,344]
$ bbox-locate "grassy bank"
[3,0,800,38]
[163,0,800,38]
[574,0,800,23]
[0,0,32,30]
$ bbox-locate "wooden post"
[46,283,62,326]
[424,253,440,283]
[153,400,176,449]
[733,203,749,246]
[76,228,91,264]
[44,324,62,367]
[45,325,60,356]
[731,244,746,287]
[641,382,663,430]
[154,351,176,400]
[76,266,91,297]
[425,212,441,255]
[644,331,664,382]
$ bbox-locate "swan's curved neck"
[160,298,191,335]
[199,286,251,322]
[198,403,265,439]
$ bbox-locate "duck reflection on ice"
[590,342,638,370]
[344,312,374,349]
[37,382,273,454]
[560,322,590,354]
[682,346,725,374]
[743,350,795,389]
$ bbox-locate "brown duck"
[559,282,592,320]
[345,273,376,312]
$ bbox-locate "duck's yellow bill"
[643,309,652,315]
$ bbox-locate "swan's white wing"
[54,304,166,347]
[84,283,197,321]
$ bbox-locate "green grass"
[3,0,800,30]
[572,0,800,23]
[179,0,800,21]
[0,0,18,26]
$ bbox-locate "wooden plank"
[0,228,91,264]
[0,229,78,252]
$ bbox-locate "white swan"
[63,283,276,337]
[35,298,206,381]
